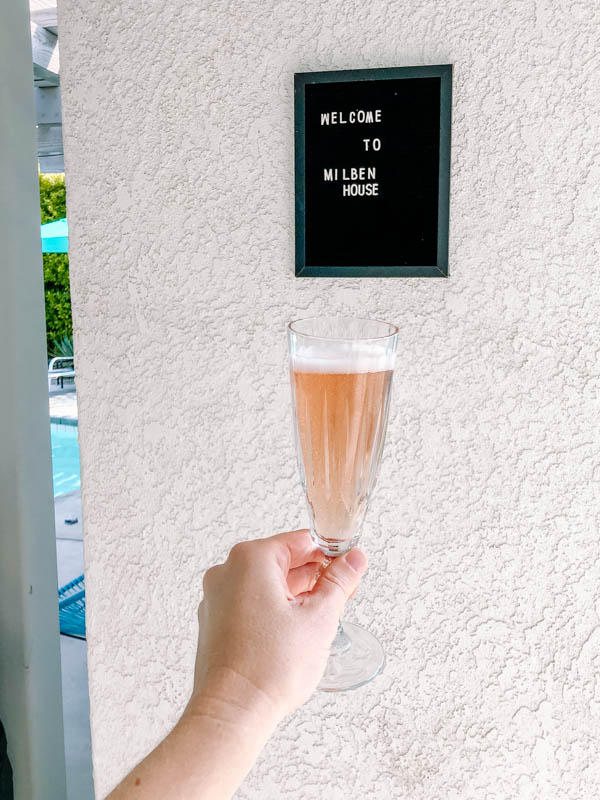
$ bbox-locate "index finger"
[263,529,324,572]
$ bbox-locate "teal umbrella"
[41,217,68,253]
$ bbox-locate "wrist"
[185,666,283,738]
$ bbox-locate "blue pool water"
[51,423,81,497]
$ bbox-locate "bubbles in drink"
[291,367,394,554]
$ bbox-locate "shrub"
[49,335,74,359]
[40,173,71,355]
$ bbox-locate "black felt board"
[294,65,452,277]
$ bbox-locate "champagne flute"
[288,316,398,691]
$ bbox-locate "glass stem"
[330,620,352,655]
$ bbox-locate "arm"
[107,678,277,800]
[107,530,367,799]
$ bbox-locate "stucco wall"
[58,0,600,797]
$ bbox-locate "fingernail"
[345,548,367,573]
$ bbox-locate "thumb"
[309,548,367,615]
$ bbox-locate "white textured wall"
[58,0,600,797]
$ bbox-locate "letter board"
[294,65,452,277]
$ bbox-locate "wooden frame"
[294,64,452,277]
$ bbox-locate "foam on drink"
[291,341,396,375]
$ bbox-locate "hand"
[188,529,368,725]
[107,530,367,800]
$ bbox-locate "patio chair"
[48,356,75,389]
[58,574,86,639]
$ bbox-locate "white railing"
[48,356,75,389]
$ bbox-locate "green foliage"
[40,173,71,355]
[49,335,74,358]
[39,172,66,224]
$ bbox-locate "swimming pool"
[51,423,81,497]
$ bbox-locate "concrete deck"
[55,490,83,544]
[53,381,94,798]
[54,491,94,800]
[49,388,78,423]
[59,635,94,800]
[56,488,94,800]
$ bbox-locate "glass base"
[317,621,385,692]
[311,531,359,557]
